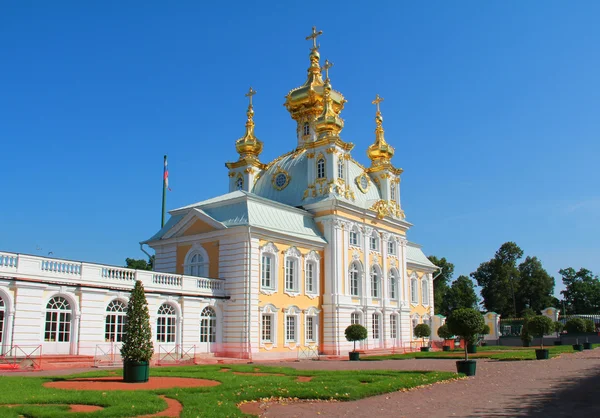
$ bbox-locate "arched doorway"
[0,297,5,352]
[199,306,217,353]
[44,296,72,354]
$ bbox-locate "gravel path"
[255,348,600,417]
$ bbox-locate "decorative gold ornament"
[271,166,291,191]
[369,200,406,220]
[367,94,395,166]
[356,173,370,194]
[234,87,263,158]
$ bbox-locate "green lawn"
[363,344,600,361]
[0,364,457,417]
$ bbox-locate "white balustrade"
[0,251,226,297]
[152,273,182,287]
[0,253,18,269]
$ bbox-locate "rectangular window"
[157,317,176,343]
[390,184,396,202]
[338,160,344,179]
[350,271,359,296]
[370,236,378,251]
[351,313,360,325]
[306,262,314,293]
[285,259,296,291]
[306,316,315,342]
[390,278,396,299]
[349,231,358,246]
[390,315,397,339]
[261,314,272,342]
[388,241,395,255]
[372,314,380,339]
[261,255,272,288]
[286,315,296,342]
[411,280,418,304]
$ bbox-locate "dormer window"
[390,183,396,201]
[236,176,243,191]
[337,159,344,179]
[317,158,325,179]
[303,122,310,136]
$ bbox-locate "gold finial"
[372,94,384,113]
[321,59,333,80]
[306,26,323,50]
[245,87,257,107]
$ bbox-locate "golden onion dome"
[235,87,263,158]
[314,64,344,138]
[367,95,395,164]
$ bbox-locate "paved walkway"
[256,349,600,417]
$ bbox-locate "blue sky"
[1,1,599,298]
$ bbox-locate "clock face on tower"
[356,173,370,193]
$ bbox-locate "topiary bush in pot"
[565,318,586,350]
[121,280,154,383]
[583,319,595,348]
[446,308,485,376]
[345,324,368,361]
[437,324,454,352]
[414,323,431,352]
[528,316,554,359]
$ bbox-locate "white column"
[381,232,389,347]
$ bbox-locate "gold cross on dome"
[372,94,384,112]
[321,59,333,79]
[306,26,323,50]
[245,87,257,106]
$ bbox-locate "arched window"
[284,247,301,294]
[422,278,429,305]
[349,226,359,247]
[303,122,310,136]
[349,262,361,297]
[351,312,361,325]
[0,297,5,344]
[45,297,71,342]
[390,314,398,339]
[370,231,379,251]
[304,251,320,295]
[372,313,380,339]
[370,266,380,298]
[412,315,419,337]
[157,303,176,343]
[337,159,344,179]
[389,269,397,300]
[200,307,216,343]
[317,158,325,179]
[105,300,127,342]
[260,242,278,291]
[411,276,419,304]
[185,249,208,277]
[236,176,243,191]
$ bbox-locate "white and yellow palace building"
[0,28,436,360]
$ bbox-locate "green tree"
[125,256,155,271]
[471,242,523,317]
[442,275,480,314]
[121,280,154,363]
[345,324,368,353]
[428,256,454,316]
[559,268,600,314]
[446,308,485,361]
[527,316,554,349]
[515,256,555,315]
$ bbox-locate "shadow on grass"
[470,359,600,417]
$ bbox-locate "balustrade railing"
[0,251,225,297]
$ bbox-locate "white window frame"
[284,247,301,296]
[236,176,244,191]
[184,245,209,277]
[303,122,310,136]
[304,251,320,298]
[200,306,217,343]
[337,159,344,179]
[304,307,320,345]
[259,242,279,295]
[351,311,362,325]
[259,304,278,348]
[105,299,127,343]
[412,315,420,337]
[389,269,397,300]
[349,261,361,297]
[156,303,177,343]
[284,306,301,347]
[370,265,381,298]
[410,274,419,305]
[390,314,398,340]
[372,312,381,340]
[387,240,396,256]
[349,226,360,247]
[422,277,429,306]
[317,158,326,179]
[44,296,72,343]
[390,183,396,202]
[370,231,379,251]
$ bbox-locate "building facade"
[0,28,437,360]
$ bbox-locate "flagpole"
[162,155,167,228]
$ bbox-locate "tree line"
[429,241,600,318]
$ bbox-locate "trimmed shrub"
[446,308,485,361]
[437,324,454,340]
[345,324,368,353]
[121,280,154,363]
[528,316,554,349]
[565,317,586,334]
[584,319,596,333]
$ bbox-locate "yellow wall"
[407,269,430,317]
[312,208,407,236]
[258,239,323,353]
[183,219,217,236]
[175,241,220,278]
